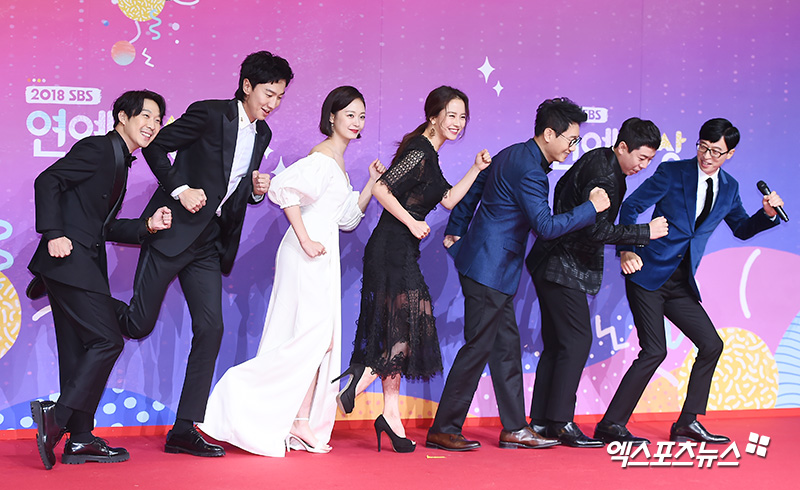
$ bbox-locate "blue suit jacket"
[445,139,596,295]
[618,158,778,300]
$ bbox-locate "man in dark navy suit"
[116,51,293,457]
[28,90,171,469]
[599,118,784,444]
[426,98,610,451]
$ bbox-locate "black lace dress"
[350,135,451,381]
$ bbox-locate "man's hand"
[252,170,270,196]
[48,236,73,258]
[589,187,611,213]
[149,206,172,231]
[762,191,784,218]
[179,188,206,213]
[443,235,461,249]
[620,251,643,275]
[649,216,669,239]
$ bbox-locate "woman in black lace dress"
[333,86,491,452]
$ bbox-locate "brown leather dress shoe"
[425,432,481,451]
[500,426,560,449]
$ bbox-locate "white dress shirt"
[170,101,262,215]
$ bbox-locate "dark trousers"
[603,269,723,426]
[430,273,526,434]
[44,277,124,433]
[529,266,593,424]
[118,219,224,422]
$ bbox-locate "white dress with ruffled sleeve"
[199,152,364,457]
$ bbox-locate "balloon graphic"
[111,40,136,66]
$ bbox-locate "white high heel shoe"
[285,418,332,454]
[285,433,332,454]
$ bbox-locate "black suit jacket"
[140,99,271,274]
[28,131,148,294]
[526,147,651,294]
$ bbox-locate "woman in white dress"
[199,86,385,457]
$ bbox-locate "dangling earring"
[429,127,435,138]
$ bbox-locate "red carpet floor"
[2,413,796,489]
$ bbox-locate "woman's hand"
[473,149,491,171]
[368,158,386,180]
[300,238,326,258]
[408,219,430,240]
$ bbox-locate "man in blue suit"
[598,118,785,444]
[426,98,611,451]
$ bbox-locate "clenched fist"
[253,170,271,196]
[179,188,206,214]
[589,187,610,213]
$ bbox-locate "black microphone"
[757,180,789,222]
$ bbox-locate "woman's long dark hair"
[391,86,469,166]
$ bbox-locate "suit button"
[102,193,108,199]
[677,254,682,258]
[95,243,100,248]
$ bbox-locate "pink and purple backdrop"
[1,0,798,430]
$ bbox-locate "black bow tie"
[125,155,137,167]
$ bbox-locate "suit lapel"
[249,120,269,172]
[682,159,699,228]
[221,100,239,184]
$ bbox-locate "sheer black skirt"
[349,212,443,381]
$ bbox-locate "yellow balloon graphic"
[118,0,166,22]
[0,272,22,360]
[676,328,779,410]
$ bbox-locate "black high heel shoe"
[374,414,416,453]
[331,364,365,414]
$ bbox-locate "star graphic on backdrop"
[493,81,504,96]
[264,146,273,160]
[272,156,286,175]
[478,56,495,83]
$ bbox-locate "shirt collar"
[111,129,136,166]
[529,139,552,174]
[237,100,257,133]
[696,161,720,186]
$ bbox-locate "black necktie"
[696,177,713,228]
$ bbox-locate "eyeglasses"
[559,133,582,148]
[696,141,730,159]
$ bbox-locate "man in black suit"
[116,51,293,457]
[526,118,668,447]
[28,90,171,469]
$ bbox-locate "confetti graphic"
[148,10,162,41]
[117,0,166,22]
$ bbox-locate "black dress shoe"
[547,421,605,448]
[26,275,46,300]
[594,420,650,445]
[500,426,560,449]
[30,400,66,470]
[425,432,481,451]
[165,427,225,457]
[670,420,730,444]
[62,437,130,464]
[529,423,547,435]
